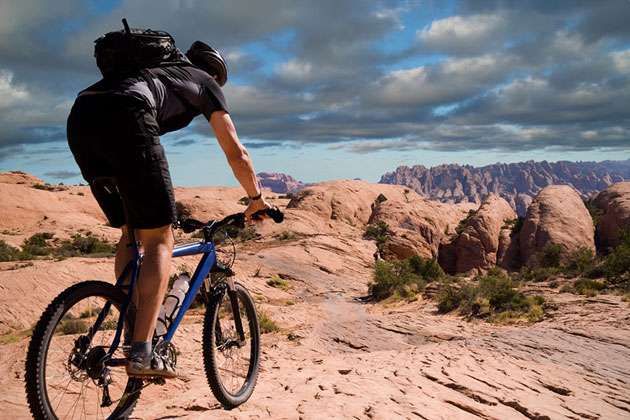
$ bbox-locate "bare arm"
[209,111,270,220]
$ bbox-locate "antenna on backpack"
[122,18,131,36]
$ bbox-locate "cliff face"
[379,159,630,216]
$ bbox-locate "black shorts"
[67,93,177,229]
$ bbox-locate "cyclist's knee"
[137,225,174,250]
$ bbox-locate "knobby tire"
[202,282,260,408]
[25,281,142,420]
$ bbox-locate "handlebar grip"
[267,207,284,223]
[251,207,284,223]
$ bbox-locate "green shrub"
[369,259,426,301]
[436,271,544,322]
[502,217,524,235]
[573,279,606,296]
[364,221,392,251]
[57,319,89,335]
[279,231,299,241]
[408,254,444,281]
[266,277,289,291]
[0,240,21,262]
[21,233,55,257]
[375,193,388,204]
[533,243,565,269]
[257,307,279,334]
[584,201,604,228]
[602,228,630,283]
[564,247,596,277]
[455,210,477,235]
[238,197,250,205]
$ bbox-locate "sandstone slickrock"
[591,182,630,250]
[368,198,475,259]
[379,159,630,216]
[519,185,595,265]
[286,180,412,227]
[257,172,311,194]
[455,194,517,274]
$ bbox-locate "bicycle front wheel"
[25,281,142,420]
[203,281,261,408]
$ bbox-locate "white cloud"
[612,49,630,73]
[0,69,29,107]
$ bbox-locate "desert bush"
[22,233,55,257]
[531,243,565,269]
[278,231,299,241]
[257,307,279,334]
[0,240,21,262]
[436,271,544,322]
[584,201,604,228]
[564,247,596,277]
[375,193,388,204]
[455,210,477,235]
[502,217,524,235]
[573,279,606,296]
[266,277,290,291]
[364,221,392,251]
[369,259,426,301]
[408,254,444,281]
[602,228,630,283]
[57,319,89,335]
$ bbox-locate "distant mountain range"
[379,159,630,216]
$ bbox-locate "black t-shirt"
[83,65,228,135]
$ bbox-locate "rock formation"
[519,185,595,265]
[286,180,413,227]
[591,182,630,250]
[367,199,475,259]
[455,195,517,274]
[258,172,311,194]
[379,159,630,216]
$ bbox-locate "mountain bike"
[25,178,284,419]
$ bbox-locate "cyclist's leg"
[132,224,174,342]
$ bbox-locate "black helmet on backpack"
[186,41,228,86]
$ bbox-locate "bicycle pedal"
[146,377,168,385]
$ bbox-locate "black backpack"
[94,18,190,78]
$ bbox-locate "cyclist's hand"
[244,198,271,224]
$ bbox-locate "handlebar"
[175,207,284,237]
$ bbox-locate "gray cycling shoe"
[126,353,177,379]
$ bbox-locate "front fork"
[226,277,247,346]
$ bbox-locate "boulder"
[591,182,630,250]
[368,199,475,259]
[287,180,413,227]
[519,185,595,265]
[455,195,517,274]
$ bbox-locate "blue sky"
[0,0,629,187]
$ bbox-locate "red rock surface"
[368,198,475,259]
[456,194,517,274]
[591,182,630,249]
[1,173,629,419]
[519,185,595,265]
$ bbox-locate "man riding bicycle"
[67,38,271,378]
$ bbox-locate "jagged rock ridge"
[379,159,630,216]
[258,172,311,194]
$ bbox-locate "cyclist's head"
[186,41,228,87]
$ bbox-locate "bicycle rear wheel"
[25,281,142,420]
[202,281,260,408]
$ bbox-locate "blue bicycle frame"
[99,237,219,366]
